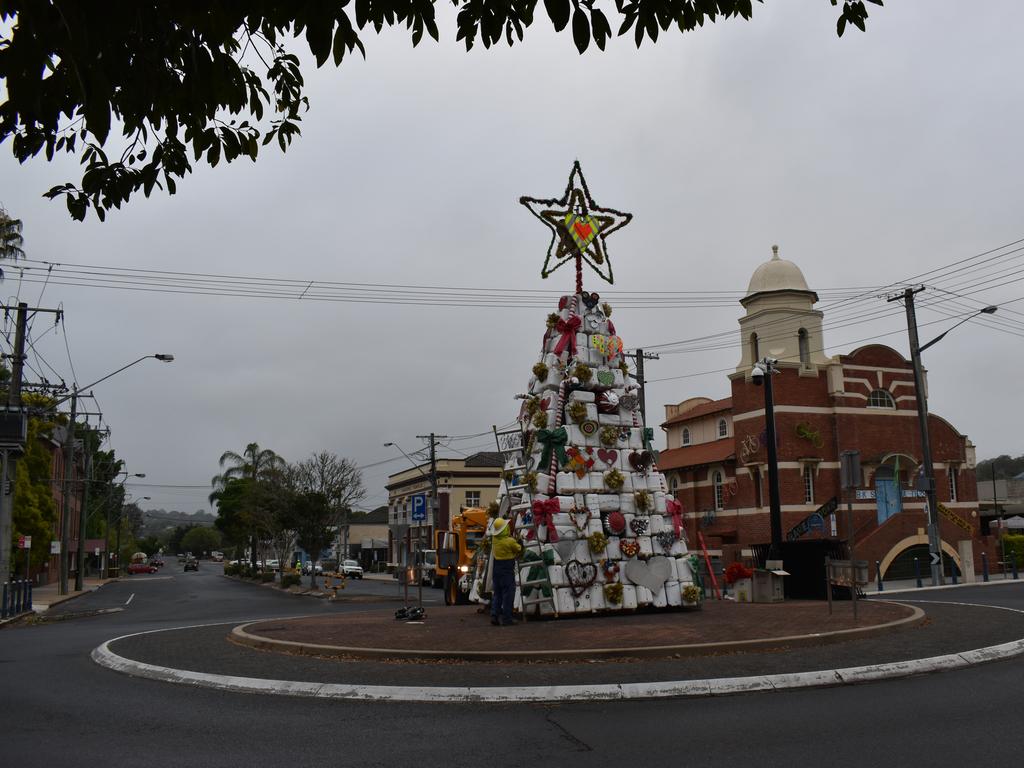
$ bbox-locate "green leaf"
[572,8,590,53]
[837,15,847,36]
[544,0,571,32]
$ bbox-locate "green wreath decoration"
[567,400,587,425]
[604,583,624,605]
[599,425,620,447]
[634,490,652,513]
[587,531,608,554]
[604,468,625,491]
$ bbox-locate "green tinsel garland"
[567,400,587,425]
[604,583,624,605]
[532,362,549,382]
[574,363,593,384]
[634,490,651,512]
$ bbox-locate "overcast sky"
[2,1,1022,514]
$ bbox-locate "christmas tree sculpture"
[472,163,701,617]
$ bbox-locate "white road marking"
[125,593,135,606]
[90,598,1024,703]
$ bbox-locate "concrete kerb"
[89,600,1024,702]
[228,602,926,662]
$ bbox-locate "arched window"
[717,418,728,438]
[867,389,896,409]
[713,470,724,510]
[750,332,759,364]
[798,328,810,365]
[681,427,690,446]
[671,476,679,491]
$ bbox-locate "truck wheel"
[444,575,458,606]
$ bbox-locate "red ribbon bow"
[553,316,582,356]
[666,498,684,539]
[528,498,561,542]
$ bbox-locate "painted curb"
[229,602,926,662]
[90,599,1024,703]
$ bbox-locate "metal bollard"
[982,551,990,582]
[13,580,22,613]
[876,560,884,592]
[1,582,7,619]
[27,580,32,611]
[950,560,958,585]
[914,557,923,589]
[1013,558,1019,580]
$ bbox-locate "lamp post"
[384,441,431,607]
[58,354,173,594]
[103,471,145,578]
[894,288,997,586]
[751,357,783,563]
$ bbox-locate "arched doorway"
[875,465,901,524]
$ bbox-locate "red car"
[127,562,159,575]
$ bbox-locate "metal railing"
[1,579,33,619]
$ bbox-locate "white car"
[340,559,363,579]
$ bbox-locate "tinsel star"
[520,161,633,286]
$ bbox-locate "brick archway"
[878,535,962,578]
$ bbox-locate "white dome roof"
[745,245,812,296]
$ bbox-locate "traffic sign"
[17,535,30,549]
[410,494,428,523]
[930,552,941,566]
[50,540,61,554]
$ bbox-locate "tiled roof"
[657,439,735,471]
[661,397,732,427]
[464,451,505,468]
[351,506,388,525]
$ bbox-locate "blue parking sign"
[410,494,428,522]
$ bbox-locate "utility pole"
[75,450,92,590]
[59,386,78,595]
[415,433,449,539]
[0,303,28,584]
[890,287,943,586]
[623,349,660,429]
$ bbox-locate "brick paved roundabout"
[90,592,1024,702]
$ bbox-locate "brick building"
[658,247,992,580]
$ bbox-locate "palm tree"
[0,206,26,279]
[210,443,286,568]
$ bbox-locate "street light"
[751,358,783,563]
[102,471,146,578]
[61,354,174,594]
[897,292,999,586]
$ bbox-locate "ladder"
[492,423,558,621]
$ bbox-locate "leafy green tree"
[135,535,162,556]
[0,1,882,221]
[11,410,57,573]
[291,451,366,559]
[290,492,336,590]
[210,443,286,567]
[0,206,25,274]
[180,526,222,557]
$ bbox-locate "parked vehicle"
[340,559,363,579]
[150,556,165,568]
[127,562,159,575]
[210,551,224,562]
[184,557,199,572]
[419,549,439,586]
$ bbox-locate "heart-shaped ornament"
[596,371,615,386]
[630,518,649,536]
[553,540,578,564]
[539,397,550,410]
[565,559,598,597]
[565,215,600,253]
[619,539,641,558]
[629,450,654,474]
[596,448,618,466]
[624,556,672,592]
[619,394,639,411]
[656,531,677,553]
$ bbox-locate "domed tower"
[736,245,830,373]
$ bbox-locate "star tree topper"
[520,162,633,291]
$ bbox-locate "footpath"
[90,579,1024,702]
